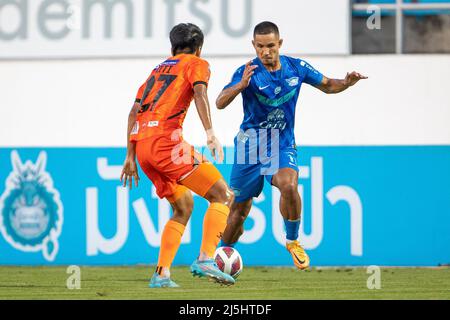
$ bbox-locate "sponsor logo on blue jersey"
[259,108,286,130]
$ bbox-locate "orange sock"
[156,219,185,274]
[200,203,230,259]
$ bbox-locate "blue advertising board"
[0,146,449,266]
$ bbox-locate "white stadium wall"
[0,55,449,147]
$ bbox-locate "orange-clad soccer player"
[120,23,235,287]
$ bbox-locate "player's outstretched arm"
[120,102,140,189]
[193,83,224,163]
[216,61,257,109]
[315,71,368,94]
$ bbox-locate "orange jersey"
[130,53,210,141]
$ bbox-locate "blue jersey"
[225,55,323,150]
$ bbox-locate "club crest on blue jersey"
[286,77,299,87]
[0,151,63,261]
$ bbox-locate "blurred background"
[0,0,449,267]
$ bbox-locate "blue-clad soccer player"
[216,21,367,269]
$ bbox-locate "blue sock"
[219,240,235,248]
[284,219,300,241]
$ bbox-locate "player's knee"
[219,184,234,205]
[207,182,234,207]
[185,195,194,213]
[279,181,298,198]
[172,198,193,224]
[172,207,192,225]
[225,187,235,207]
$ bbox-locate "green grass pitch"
[0,266,449,300]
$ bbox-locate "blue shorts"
[230,147,298,203]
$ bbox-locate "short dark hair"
[170,23,204,55]
[253,21,279,38]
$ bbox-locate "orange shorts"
[136,135,223,201]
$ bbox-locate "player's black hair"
[253,21,280,38]
[170,23,204,56]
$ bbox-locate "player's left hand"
[344,71,368,87]
[207,135,224,164]
[120,157,140,189]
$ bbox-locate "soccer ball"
[214,246,243,279]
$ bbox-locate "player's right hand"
[120,157,140,189]
[238,61,258,90]
[207,135,224,164]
